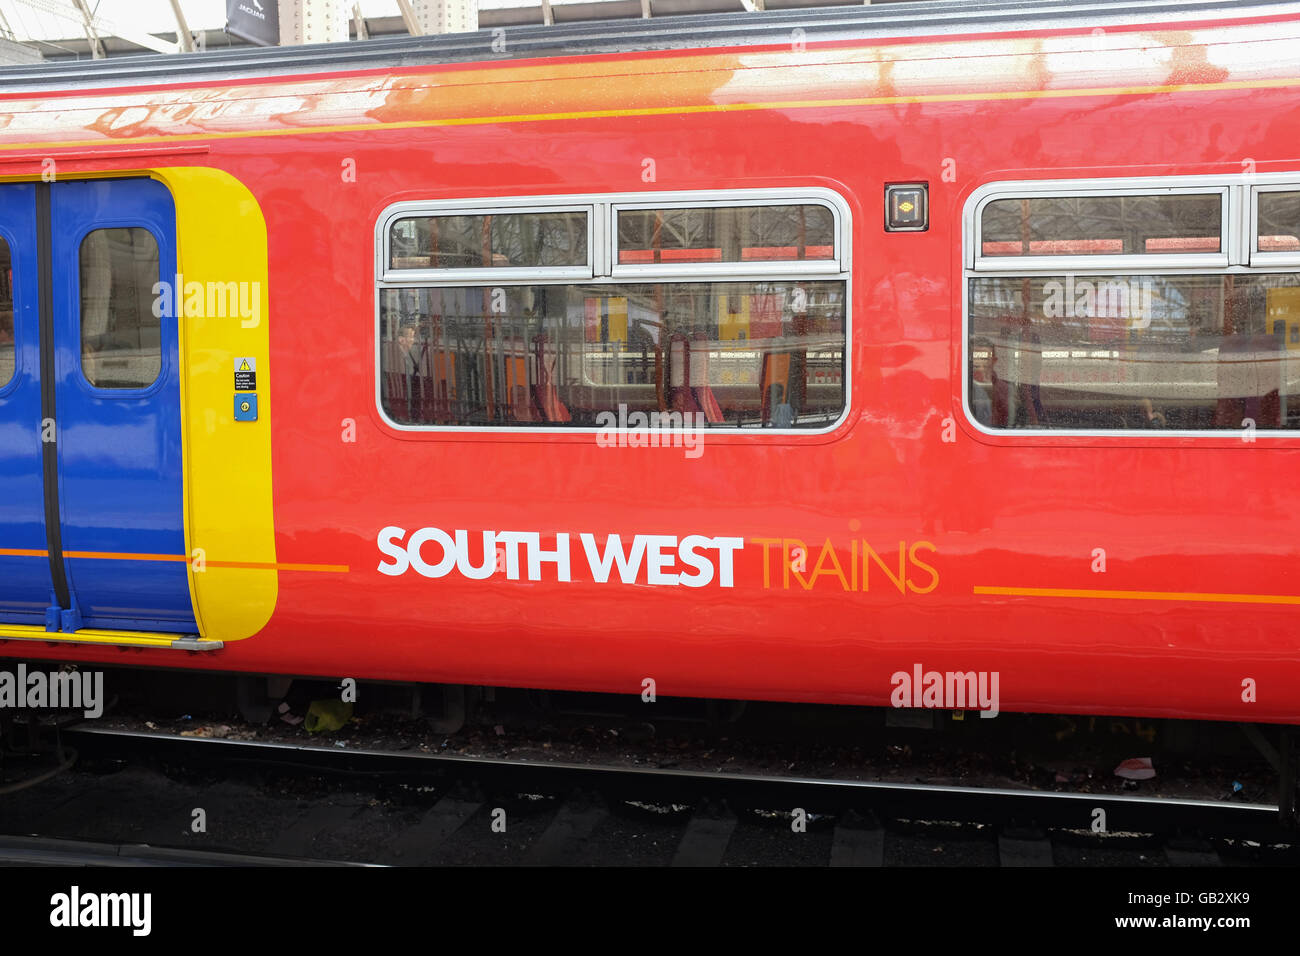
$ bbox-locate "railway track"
[0,835,363,867]
[0,722,1289,866]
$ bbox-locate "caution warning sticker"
[234,356,257,391]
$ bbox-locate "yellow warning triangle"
[239,359,251,371]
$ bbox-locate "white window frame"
[379,200,596,285]
[373,187,853,436]
[969,178,1231,273]
[1250,183,1300,268]
[962,172,1300,439]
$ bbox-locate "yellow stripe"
[3,74,1300,155]
[0,623,217,648]
[974,585,1300,606]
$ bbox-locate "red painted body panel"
[4,16,1300,723]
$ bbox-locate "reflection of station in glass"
[969,337,1004,426]
[767,382,794,428]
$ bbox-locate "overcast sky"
[1,0,592,42]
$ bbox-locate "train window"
[1256,189,1300,254]
[967,273,1300,431]
[388,210,588,272]
[616,204,836,267]
[378,280,845,429]
[0,237,13,389]
[80,228,161,390]
[979,193,1223,259]
[377,191,850,432]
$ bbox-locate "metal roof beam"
[169,0,195,52]
[69,0,105,58]
[396,0,423,35]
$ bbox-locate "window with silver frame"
[377,192,849,432]
[966,178,1300,433]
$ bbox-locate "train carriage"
[0,0,1298,724]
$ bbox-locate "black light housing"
[885,183,929,232]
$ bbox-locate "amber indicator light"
[885,183,929,232]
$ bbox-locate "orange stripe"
[1,74,1298,156]
[64,550,187,561]
[974,585,1300,606]
[206,559,350,573]
[1,547,347,573]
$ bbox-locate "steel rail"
[62,724,1291,842]
[0,833,369,866]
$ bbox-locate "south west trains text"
[377,526,940,592]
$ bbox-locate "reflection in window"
[1258,191,1300,253]
[389,211,587,270]
[0,237,12,388]
[968,273,1300,430]
[981,194,1222,257]
[380,281,845,428]
[80,228,161,390]
[618,205,835,264]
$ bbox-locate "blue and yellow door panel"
[0,167,278,649]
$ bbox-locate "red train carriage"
[0,0,1298,724]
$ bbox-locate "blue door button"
[234,393,258,421]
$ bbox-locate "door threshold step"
[0,624,221,651]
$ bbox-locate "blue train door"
[0,177,196,635]
[0,184,50,625]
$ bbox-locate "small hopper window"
[616,204,836,266]
[1256,190,1300,254]
[388,210,588,272]
[979,194,1223,259]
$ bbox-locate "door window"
[80,227,161,389]
[0,236,13,388]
